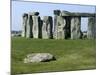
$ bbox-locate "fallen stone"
[24,53,56,63]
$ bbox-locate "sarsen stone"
[24,53,56,63]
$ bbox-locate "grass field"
[11,37,96,75]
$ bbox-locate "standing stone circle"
[21,10,96,40]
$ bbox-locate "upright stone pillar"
[21,13,28,37]
[54,10,66,39]
[62,16,71,39]
[53,10,61,39]
[26,14,33,38]
[42,16,53,39]
[56,16,66,39]
[32,16,41,38]
[71,17,81,39]
[53,15,57,39]
[30,12,42,39]
[87,17,96,39]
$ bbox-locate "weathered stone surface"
[54,10,61,16]
[54,16,66,39]
[29,12,39,16]
[24,53,56,63]
[42,16,53,39]
[61,11,96,17]
[62,16,71,39]
[87,17,96,39]
[53,15,58,39]
[53,10,69,39]
[61,11,71,16]
[32,16,41,38]
[21,13,28,37]
[26,14,33,38]
[71,17,81,39]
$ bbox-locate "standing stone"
[62,16,71,39]
[60,11,71,39]
[53,10,61,39]
[29,12,42,39]
[32,16,41,38]
[26,14,33,38]
[38,19,43,38]
[54,10,67,39]
[42,16,53,39]
[71,17,81,39]
[87,17,96,39]
[53,15,58,39]
[21,13,28,37]
[56,16,66,39]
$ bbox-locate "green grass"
[11,37,96,75]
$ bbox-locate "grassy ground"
[11,37,96,75]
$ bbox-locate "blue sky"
[12,1,95,31]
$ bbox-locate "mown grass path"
[11,37,96,75]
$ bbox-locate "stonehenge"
[21,10,96,39]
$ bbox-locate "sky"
[12,1,96,31]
